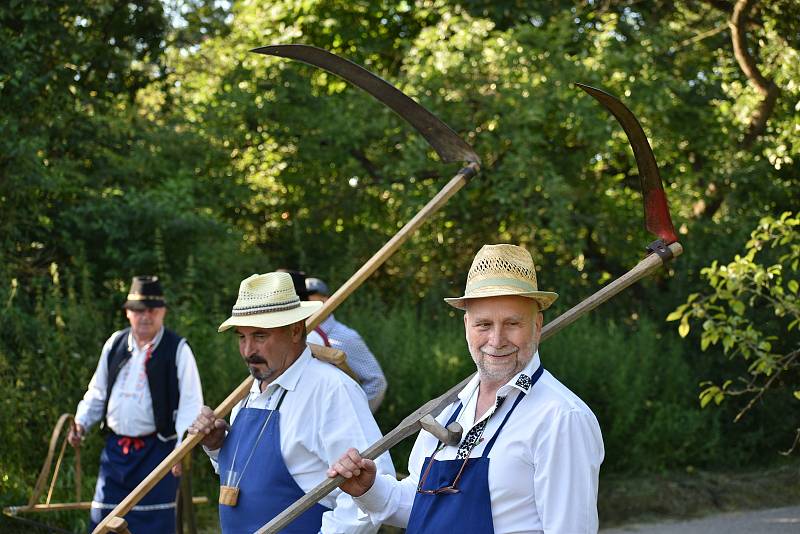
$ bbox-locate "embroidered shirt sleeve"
[75,332,118,429]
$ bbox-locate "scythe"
[255,83,684,533]
[2,413,209,532]
[91,45,481,534]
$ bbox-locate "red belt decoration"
[117,436,146,455]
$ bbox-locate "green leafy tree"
[162,0,800,312]
[670,212,800,453]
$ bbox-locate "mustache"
[246,355,268,365]
[480,344,518,357]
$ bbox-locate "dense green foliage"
[2,0,799,529]
[671,212,799,451]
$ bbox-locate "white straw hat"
[218,272,322,332]
[444,244,558,311]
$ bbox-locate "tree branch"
[691,0,780,220]
[780,427,800,456]
[673,24,729,52]
[732,348,799,423]
[729,0,780,148]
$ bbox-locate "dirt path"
[601,505,800,533]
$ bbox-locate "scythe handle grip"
[107,517,131,534]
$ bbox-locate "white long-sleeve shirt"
[75,327,204,444]
[205,346,395,534]
[355,352,604,534]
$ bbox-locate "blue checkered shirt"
[317,314,387,411]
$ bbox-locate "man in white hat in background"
[305,276,388,413]
[189,271,395,533]
[328,244,604,534]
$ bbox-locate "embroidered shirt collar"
[457,351,542,405]
[505,351,541,395]
[127,326,164,353]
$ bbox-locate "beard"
[467,338,536,385]
[245,355,275,381]
[248,366,275,381]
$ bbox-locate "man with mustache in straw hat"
[189,271,395,533]
[329,244,604,534]
[68,275,204,533]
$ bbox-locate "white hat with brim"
[444,244,558,311]
[218,272,322,332]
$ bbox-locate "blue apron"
[217,389,330,534]
[407,366,544,534]
[89,433,178,534]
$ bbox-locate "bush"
[670,212,800,454]
[545,317,721,472]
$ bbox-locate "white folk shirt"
[205,346,396,534]
[355,352,604,534]
[75,327,204,443]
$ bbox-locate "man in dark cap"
[68,276,204,533]
[305,277,388,412]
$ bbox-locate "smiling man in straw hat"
[189,271,394,533]
[329,244,605,534]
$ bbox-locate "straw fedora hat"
[218,272,322,332]
[444,244,558,311]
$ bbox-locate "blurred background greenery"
[1,0,798,532]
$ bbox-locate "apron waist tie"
[116,435,151,454]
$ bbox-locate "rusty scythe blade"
[576,83,679,246]
[252,44,481,165]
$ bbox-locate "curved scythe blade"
[252,44,480,164]
[577,83,679,245]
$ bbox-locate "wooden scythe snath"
[91,45,481,534]
[2,413,209,533]
[256,83,685,533]
[3,414,82,519]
